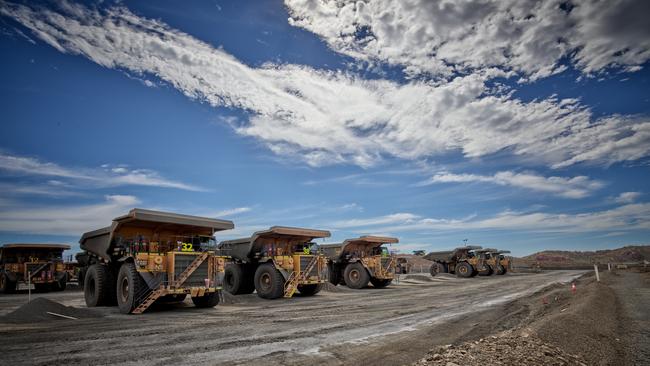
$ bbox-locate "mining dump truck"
[218,226,330,299]
[0,243,71,293]
[425,245,482,278]
[322,236,398,289]
[396,257,411,274]
[76,208,233,314]
[482,249,509,275]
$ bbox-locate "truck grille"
[299,256,320,277]
[174,254,210,287]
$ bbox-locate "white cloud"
[420,170,604,198]
[205,207,252,217]
[615,191,641,204]
[0,152,205,192]
[0,195,140,235]
[1,1,649,170]
[286,0,650,79]
[331,203,650,234]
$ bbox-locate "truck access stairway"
[132,251,210,314]
[283,255,318,298]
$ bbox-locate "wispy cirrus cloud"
[1,1,649,170]
[418,170,605,199]
[0,152,205,192]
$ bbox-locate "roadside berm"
[413,270,638,366]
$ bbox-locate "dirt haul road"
[0,271,584,366]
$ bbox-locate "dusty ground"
[414,270,650,366]
[0,271,586,365]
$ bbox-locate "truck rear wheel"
[298,284,322,296]
[192,292,220,308]
[430,262,448,277]
[84,264,112,307]
[456,262,473,278]
[370,278,392,288]
[343,262,370,289]
[116,262,146,314]
[254,263,284,299]
[0,273,15,294]
[224,264,254,295]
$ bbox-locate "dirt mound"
[219,290,242,304]
[404,274,434,282]
[2,298,102,323]
[322,282,353,292]
[413,333,587,366]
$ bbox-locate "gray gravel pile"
[413,333,588,366]
[2,297,102,323]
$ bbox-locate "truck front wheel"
[254,263,284,299]
[343,263,370,289]
[370,278,392,288]
[116,262,146,314]
[0,273,15,294]
[455,262,473,278]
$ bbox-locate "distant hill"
[515,245,650,268]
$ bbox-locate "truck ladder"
[28,263,50,278]
[131,287,166,314]
[382,256,394,276]
[284,255,318,298]
[172,251,209,288]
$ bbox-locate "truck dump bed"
[79,208,234,261]
[321,236,398,261]
[218,226,331,261]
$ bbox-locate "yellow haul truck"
[76,209,233,314]
[470,248,497,276]
[425,245,483,278]
[322,236,398,289]
[218,226,330,299]
[0,243,71,293]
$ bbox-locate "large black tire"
[502,266,508,274]
[456,262,473,278]
[495,264,506,275]
[84,264,113,307]
[116,262,147,314]
[343,262,370,289]
[478,264,493,276]
[254,263,284,299]
[224,264,255,294]
[0,273,15,294]
[328,264,341,285]
[298,283,322,296]
[192,292,220,308]
[370,278,392,288]
[52,273,67,291]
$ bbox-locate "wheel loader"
[76,208,233,314]
[322,236,399,289]
[470,248,499,276]
[424,245,482,278]
[218,226,330,299]
[0,243,70,293]
[482,249,510,275]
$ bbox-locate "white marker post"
[594,264,600,282]
[28,271,31,303]
[608,263,611,272]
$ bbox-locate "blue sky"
[0,0,649,257]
